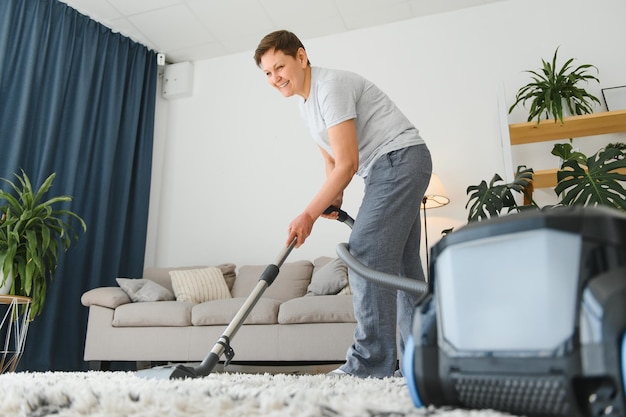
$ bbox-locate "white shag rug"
[0,371,518,417]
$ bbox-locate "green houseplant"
[0,170,86,319]
[508,47,601,123]
[466,165,536,222]
[466,143,626,222]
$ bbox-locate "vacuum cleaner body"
[403,206,626,417]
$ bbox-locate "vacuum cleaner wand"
[137,207,348,380]
[136,239,297,380]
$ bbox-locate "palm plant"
[466,143,626,222]
[0,170,86,319]
[508,47,601,123]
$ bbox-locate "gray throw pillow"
[116,278,175,302]
[306,257,348,296]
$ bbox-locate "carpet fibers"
[0,371,518,417]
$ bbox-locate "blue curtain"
[0,0,157,371]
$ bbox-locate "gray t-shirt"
[300,66,424,177]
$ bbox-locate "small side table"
[0,295,32,373]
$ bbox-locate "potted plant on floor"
[508,47,601,123]
[0,170,86,320]
[466,165,536,222]
[466,143,626,222]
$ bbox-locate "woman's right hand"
[286,212,314,248]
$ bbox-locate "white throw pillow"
[169,267,232,303]
[116,278,175,302]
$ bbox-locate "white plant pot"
[0,271,12,295]
[0,251,11,295]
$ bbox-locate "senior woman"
[254,30,432,378]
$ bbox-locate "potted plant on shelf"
[0,170,86,320]
[466,143,626,222]
[508,47,601,123]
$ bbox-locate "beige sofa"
[81,257,356,370]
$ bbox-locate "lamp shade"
[423,173,450,209]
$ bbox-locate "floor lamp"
[422,173,450,281]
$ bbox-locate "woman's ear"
[297,47,308,67]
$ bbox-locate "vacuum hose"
[336,243,428,296]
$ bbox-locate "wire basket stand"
[0,295,31,373]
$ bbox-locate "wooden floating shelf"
[508,109,626,190]
[509,109,626,145]
[531,169,558,189]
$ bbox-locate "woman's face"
[260,47,309,99]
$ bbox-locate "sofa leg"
[89,361,111,371]
[136,361,168,370]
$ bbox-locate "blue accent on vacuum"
[622,332,626,400]
[402,335,422,407]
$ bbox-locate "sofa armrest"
[81,287,131,309]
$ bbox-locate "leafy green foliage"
[551,142,587,165]
[508,47,600,123]
[554,143,626,210]
[466,143,626,223]
[466,166,535,222]
[0,170,86,319]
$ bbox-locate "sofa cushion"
[143,263,237,293]
[231,260,313,302]
[81,287,131,309]
[312,256,334,273]
[278,295,356,324]
[112,301,193,327]
[116,278,175,302]
[306,257,348,296]
[170,267,232,304]
[192,298,282,325]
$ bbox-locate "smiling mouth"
[278,80,289,88]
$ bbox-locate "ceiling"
[58,0,504,63]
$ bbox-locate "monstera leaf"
[466,166,535,222]
[551,142,587,165]
[465,143,626,222]
[555,146,626,210]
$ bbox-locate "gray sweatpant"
[341,144,432,378]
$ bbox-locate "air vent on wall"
[162,62,193,99]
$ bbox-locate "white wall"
[145,0,626,269]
